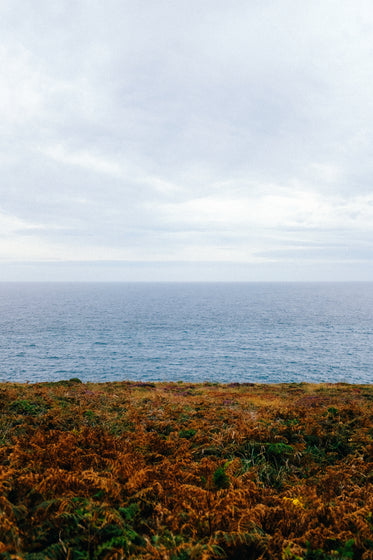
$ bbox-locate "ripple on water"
[0,282,372,383]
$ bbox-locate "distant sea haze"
[0,282,372,384]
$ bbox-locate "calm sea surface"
[0,282,372,384]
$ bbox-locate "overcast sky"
[1,0,373,281]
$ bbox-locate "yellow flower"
[283,496,304,508]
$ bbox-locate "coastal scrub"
[0,381,372,559]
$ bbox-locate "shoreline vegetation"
[0,381,372,559]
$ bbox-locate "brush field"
[0,380,372,559]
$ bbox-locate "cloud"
[40,145,125,179]
[160,189,373,231]
[0,210,43,237]
[0,1,373,279]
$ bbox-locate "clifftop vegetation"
[0,380,372,559]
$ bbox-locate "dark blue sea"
[0,282,372,384]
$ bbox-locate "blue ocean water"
[0,282,372,384]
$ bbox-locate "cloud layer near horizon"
[1,1,373,279]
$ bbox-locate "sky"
[1,0,373,281]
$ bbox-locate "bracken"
[0,381,372,559]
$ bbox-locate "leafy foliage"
[0,381,372,559]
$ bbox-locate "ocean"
[0,282,372,384]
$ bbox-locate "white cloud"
[0,44,45,126]
[41,144,125,178]
[40,144,184,196]
[160,189,373,232]
[1,1,373,279]
[0,210,42,236]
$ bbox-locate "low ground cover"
[0,380,372,559]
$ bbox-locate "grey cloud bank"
[1,0,373,280]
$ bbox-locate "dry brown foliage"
[0,381,372,559]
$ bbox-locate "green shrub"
[213,465,230,489]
